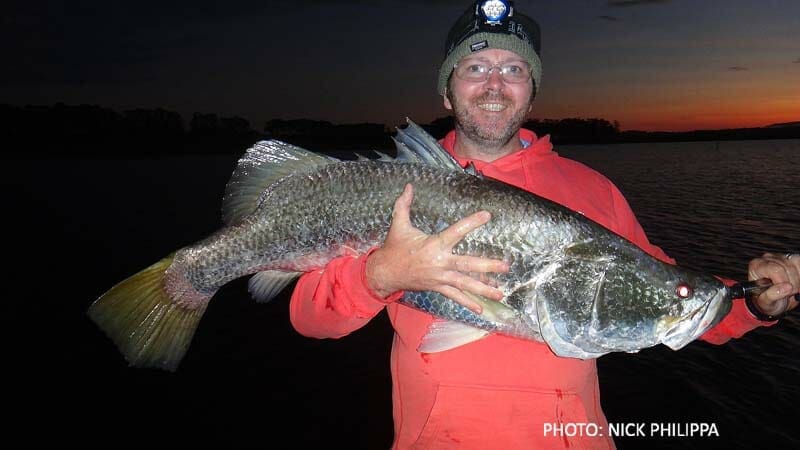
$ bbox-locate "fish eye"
[676,283,694,299]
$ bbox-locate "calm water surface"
[559,139,800,450]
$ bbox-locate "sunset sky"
[4,0,800,131]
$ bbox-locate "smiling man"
[438,0,539,162]
[442,47,534,160]
[289,1,800,449]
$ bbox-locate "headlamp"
[476,0,513,27]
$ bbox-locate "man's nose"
[484,67,505,90]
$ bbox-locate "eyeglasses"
[453,60,532,83]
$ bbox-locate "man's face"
[444,48,534,150]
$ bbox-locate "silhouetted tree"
[123,108,184,136]
[523,117,619,144]
[190,113,220,136]
[3,103,797,156]
[220,116,252,135]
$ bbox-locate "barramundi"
[89,119,734,371]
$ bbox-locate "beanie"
[437,0,542,96]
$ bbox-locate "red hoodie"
[289,128,770,449]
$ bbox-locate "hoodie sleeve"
[289,248,402,339]
[607,184,774,343]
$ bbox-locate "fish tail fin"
[88,253,212,371]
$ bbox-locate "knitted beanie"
[437,0,542,96]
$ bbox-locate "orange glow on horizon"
[619,107,800,132]
[532,67,800,132]
[616,90,800,131]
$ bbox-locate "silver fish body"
[89,120,732,370]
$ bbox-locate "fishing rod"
[730,278,800,302]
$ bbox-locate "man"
[289,1,800,448]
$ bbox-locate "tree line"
[2,103,798,157]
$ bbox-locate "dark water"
[559,139,800,450]
[7,139,798,449]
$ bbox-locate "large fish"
[89,119,733,371]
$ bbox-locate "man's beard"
[448,90,531,153]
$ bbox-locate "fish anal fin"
[248,270,301,303]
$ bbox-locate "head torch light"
[476,0,514,27]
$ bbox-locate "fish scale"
[88,120,732,371]
[177,162,519,291]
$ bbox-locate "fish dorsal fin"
[465,162,484,178]
[354,151,392,162]
[374,150,393,162]
[393,119,465,172]
[222,140,340,225]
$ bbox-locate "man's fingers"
[750,253,800,314]
[452,255,509,274]
[761,282,795,302]
[390,184,414,228]
[438,285,483,314]
[756,284,792,316]
[438,211,492,247]
[781,257,800,294]
[442,271,505,302]
[751,255,800,296]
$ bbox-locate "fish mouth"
[660,288,731,350]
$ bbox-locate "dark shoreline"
[3,103,800,159]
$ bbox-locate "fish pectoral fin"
[462,291,519,323]
[564,240,614,263]
[248,270,302,303]
[401,289,519,352]
[418,321,490,353]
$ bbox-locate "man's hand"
[366,184,509,314]
[748,253,800,317]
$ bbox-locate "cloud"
[609,0,671,7]
[598,15,621,21]
[727,66,748,71]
